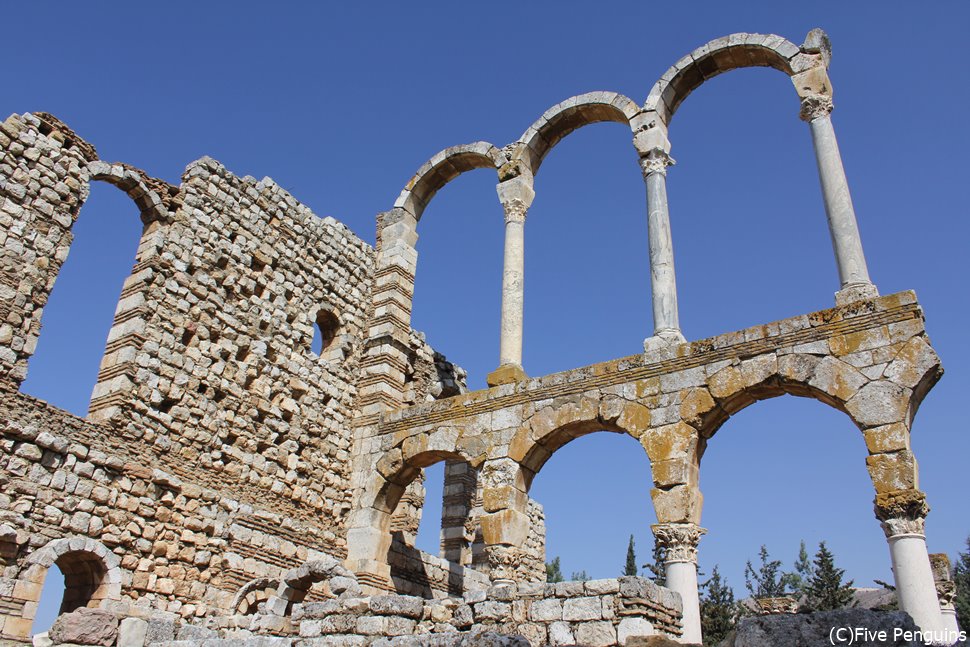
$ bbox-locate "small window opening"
[311,310,340,356]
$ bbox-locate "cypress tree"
[546,556,564,583]
[624,535,638,576]
[804,542,855,611]
[744,545,788,599]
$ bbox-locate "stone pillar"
[358,209,418,416]
[487,176,535,387]
[638,147,685,351]
[875,491,944,634]
[653,522,705,645]
[798,86,877,305]
[929,553,961,638]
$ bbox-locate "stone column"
[799,92,878,305]
[639,148,685,351]
[653,522,705,645]
[487,176,535,387]
[929,553,961,638]
[875,491,944,633]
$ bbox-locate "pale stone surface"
[48,608,119,646]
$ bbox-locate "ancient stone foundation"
[0,29,956,647]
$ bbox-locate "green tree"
[954,535,970,630]
[624,535,638,576]
[546,556,564,583]
[700,565,738,646]
[571,570,591,581]
[644,541,666,587]
[803,542,855,611]
[782,540,814,595]
[744,545,789,599]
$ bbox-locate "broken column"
[929,553,961,637]
[653,522,705,645]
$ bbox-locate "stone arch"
[4,536,124,641]
[392,143,505,221]
[85,160,176,225]
[230,577,280,615]
[695,345,942,498]
[272,557,360,616]
[511,91,641,176]
[643,32,811,126]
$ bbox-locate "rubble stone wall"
[0,112,473,643]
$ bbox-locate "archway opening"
[384,453,484,598]
[528,430,657,582]
[524,122,649,375]
[30,550,109,637]
[698,394,882,604]
[408,170,503,390]
[20,181,144,417]
[669,67,836,339]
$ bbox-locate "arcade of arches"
[0,29,956,646]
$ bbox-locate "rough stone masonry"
[0,29,957,647]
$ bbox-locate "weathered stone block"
[49,608,119,646]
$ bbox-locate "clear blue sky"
[8,1,968,632]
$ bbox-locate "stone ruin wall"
[0,112,520,641]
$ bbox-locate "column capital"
[874,489,929,538]
[497,175,535,225]
[638,148,676,178]
[501,200,529,225]
[484,544,521,583]
[651,522,706,564]
[799,93,834,122]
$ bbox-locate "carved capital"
[875,490,929,538]
[638,149,675,178]
[799,93,834,122]
[502,200,529,225]
[936,580,957,609]
[484,544,521,582]
[652,523,706,564]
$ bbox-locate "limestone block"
[677,388,715,428]
[846,381,910,428]
[563,596,603,621]
[49,608,119,646]
[866,451,918,493]
[118,616,148,646]
[474,600,511,621]
[529,598,563,622]
[640,422,697,462]
[808,356,867,402]
[548,620,575,645]
[482,485,527,514]
[651,458,697,487]
[650,485,702,524]
[574,620,617,646]
[862,423,910,454]
[883,336,940,390]
[790,66,831,98]
[368,595,424,619]
[618,617,654,644]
